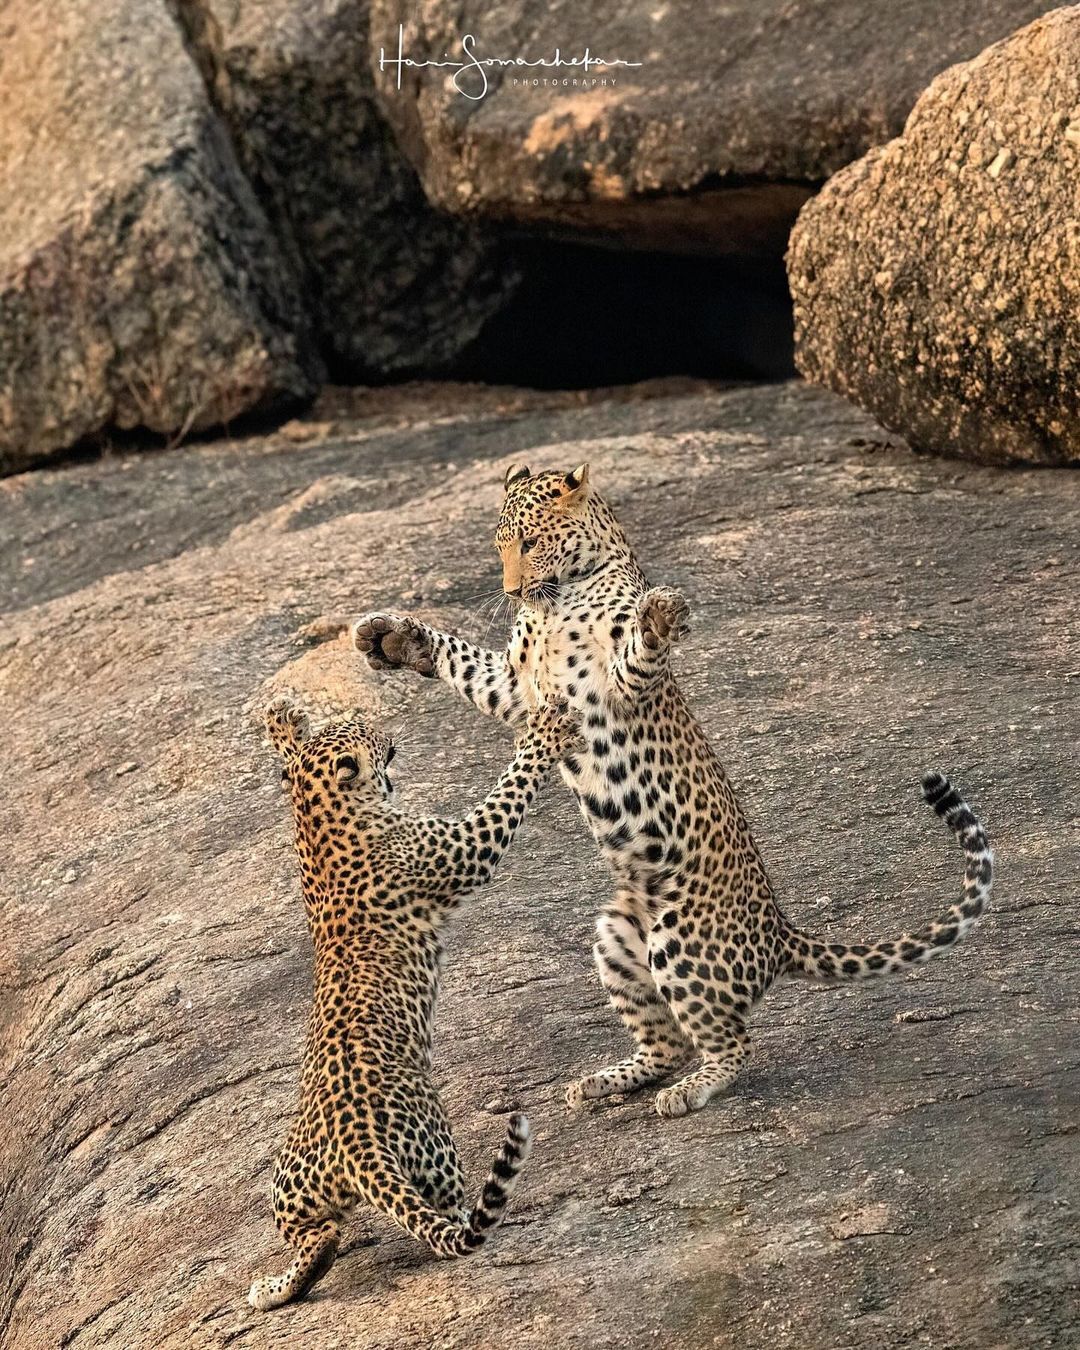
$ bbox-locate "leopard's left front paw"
[638,587,690,650]
[523,701,585,761]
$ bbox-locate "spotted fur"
[353,464,993,1119]
[248,698,579,1310]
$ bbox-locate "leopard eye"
[385,744,396,765]
[521,536,538,554]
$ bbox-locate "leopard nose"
[506,584,522,598]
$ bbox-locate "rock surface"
[1,380,1077,1348]
[0,0,319,473]
[788,5,1080,467]
[370,0,1052,253]
[187,0,518,378]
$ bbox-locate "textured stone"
[788,6,1080,466]
[1,380,1076,1347]
[369,0,1050,254]
[188,0,518,378]
[0,0,319,473]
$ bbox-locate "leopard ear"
[335,754,359,784]
[265,698,309,759]
[556,462,590,507]
[504,463,530,492]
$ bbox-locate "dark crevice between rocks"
[15,237,796,479]
[166,0,228,108]
[442,238,796,387]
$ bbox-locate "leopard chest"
[510,611,613,711]
[511,614,686,881]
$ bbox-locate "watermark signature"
[378,25,642,101]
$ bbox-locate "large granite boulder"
[0,0,319,473]
[189,0,518,378]
[788,6,1080,466]
[368,0,1051,255]
[0,379,1076,1347]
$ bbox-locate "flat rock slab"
[0,380,1076,1348]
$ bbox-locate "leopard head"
[265,699,396,825]
[495,463,630,605]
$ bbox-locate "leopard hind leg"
[366,1116,530,1256]
[248,1147,360,1311]
[405,1093,468,1221]
[647,908,777,1117]
[248,1161,342,1311]
[566,893,691,1107]
[248,1217,340,1311]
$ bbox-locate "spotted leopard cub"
[355,463,994,1120]
[248,698,580,1312]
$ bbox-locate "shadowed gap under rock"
[331,238,797,388]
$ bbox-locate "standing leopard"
[249,696,580,1311]
[353,463,993,1119]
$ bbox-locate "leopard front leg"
[403,702,584,904]
[609,587,690,703]
[353,613,526,727]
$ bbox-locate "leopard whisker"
[462,589,508,633]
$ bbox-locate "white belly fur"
[511,611,635,863]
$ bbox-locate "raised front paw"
[638,587,690,651]
[352,612,435,677]
[264,696,310,757]
[523,701,585,761]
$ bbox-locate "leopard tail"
[383,1113,531,1257]
[782,774,992,983]
[462,1110,532,1246]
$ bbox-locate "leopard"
[353,462,993,1120]
[248,695,581,1311]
